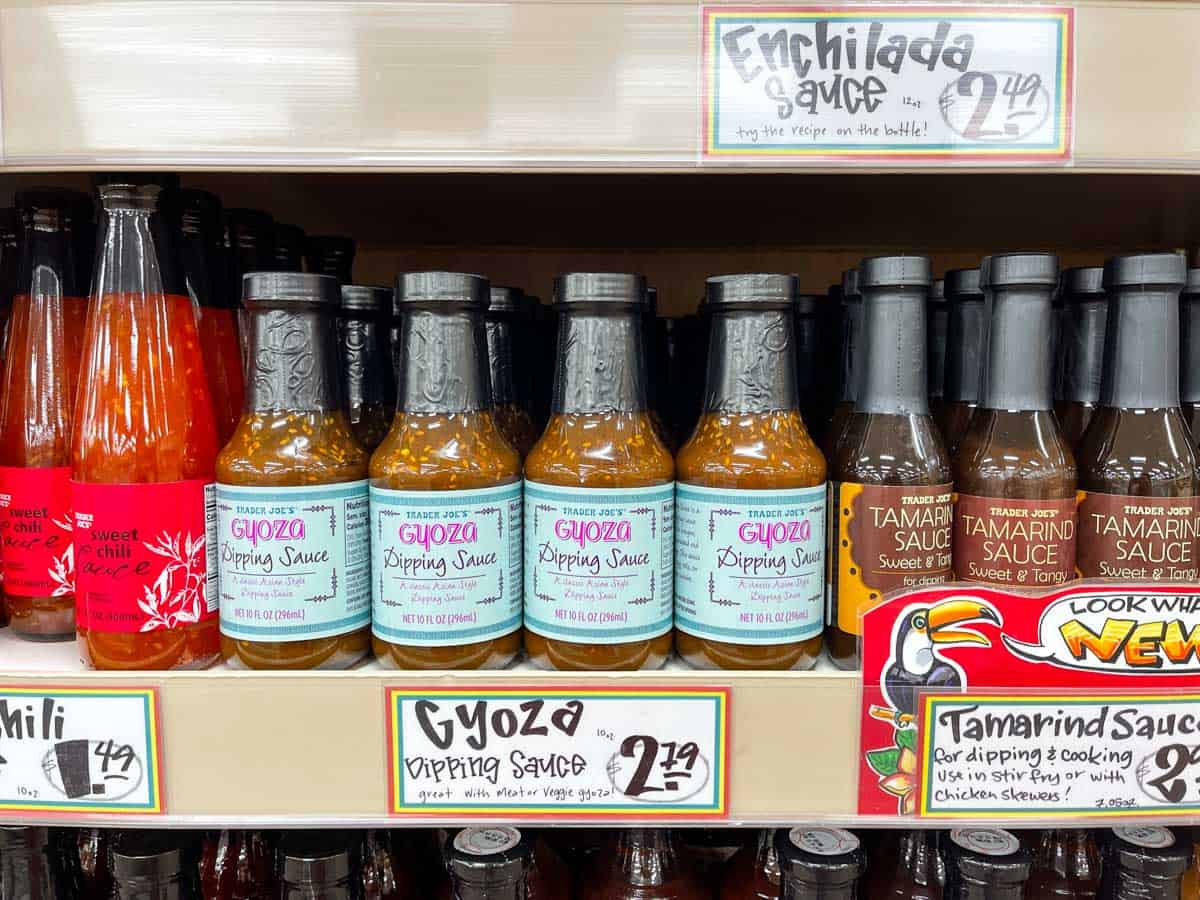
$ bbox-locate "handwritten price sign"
[702,6,1073,162]
[386,687,729,818]
[918,693,1200,818]
[0,687,162,814]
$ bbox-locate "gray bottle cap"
[488,286,522,313]
[983,253,1059,288]
[1103,252,1186,289]
[279,834,352,884]
[555,272,646,306]
[111,833,186,880]
[945,268,983,299]
[841,268,860,299]
[446,827,532,886]
[340,284,392,313]
[397,271,489,307]
[1186,268,1200,296]
[796,293,821,315]
[931,279,945,302]
[859,255,932,289]
[705,273,798,307]
[243,272,340,307]
[1062,267,1104,298]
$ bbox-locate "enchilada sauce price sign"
[702,6,1073,162]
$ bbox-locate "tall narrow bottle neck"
[944,298,985,404]
[1061,299,1107,405]
[397,307,491,415]
[1182,295,1200,404]
[553,308,646,414]
[981,287,1054,411]
[19,216,76,300]
[486,313,519,407]
[340,311,393,412]
[1102,288,1180,409]
[247,306,341,413]
[839,298,863,403]
[857,287,929,416]
[702,308,798,414]
[96,194,183,298]
[617,830,680,887]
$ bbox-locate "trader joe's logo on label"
[702,6,1073,161]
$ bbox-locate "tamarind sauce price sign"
[0,687,163,815]
[701,6,1074,162]
[385,687,730,818]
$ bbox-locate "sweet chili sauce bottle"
[1055,267,1107,451]
[773,828,865,900]
[1076,253,1199,581]
[172,189,246,448]
[927,277,948,421]
[937,268,985,454]
[827,257,953,670]
[582,830,705,900]
[217,273,371,670]
[822,269,863,459]
[487,286,539,458]
[370,273,522,669]
[72,177,221,670]
[951,253,1078,590]
[945,830,1031,900]
[0,190,87,640]
[273,223,306,272]
[1099,828,1191,900]
[524,273,674,671]
[674,274,825,671]
[198,830,274,900]
[1025,830,1100,900]
[339,284,397,452]
[306,235,356,283]
[1181,269,1200,438]
[720,830,781,900]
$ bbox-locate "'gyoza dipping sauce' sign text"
[702,6,1073,161]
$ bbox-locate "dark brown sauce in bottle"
[774,828,864,900]
[581,830,706,900]
[868,830,945,900]
[1055,268,1107,452]
[1025,829,1100,900]
[1181,268,1200,439]
[827,257,952,670]
[823,269,862,460]
[721,831,780,900]
[946,829,1030,900]
[937,269,985,455]
[1099,827,1191,900]
[1076,253,1199,582]
[952,254,1077,590]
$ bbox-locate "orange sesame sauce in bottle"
[0,191,88,640]
[339,284,396,452]
[370,273,522,669]
[524,274,674,671]
[72,179,221,670]
[487,286,539,458]
[217,273,371,670]
[675,275,826,670]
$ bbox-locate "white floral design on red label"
[0,466,75,598]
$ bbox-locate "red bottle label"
[71,479,218,633]
[0,466,75,597]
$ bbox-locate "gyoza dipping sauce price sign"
[386,687,729,818]
[702,6,1073,161]
[0,687,162,814]
[918,693,1200,818]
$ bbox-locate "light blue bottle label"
[370,482,522,646]
[675,483,825,645]
[216,480,371,642]
[524,481,674,644]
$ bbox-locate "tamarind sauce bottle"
[937,268,985,454]
[1075,253,1199,582]
[822,269,862,459]
[927,277,948,422]
[1055,267,1107,452]
[1180,268,1200,438]
[952,253,1077,590]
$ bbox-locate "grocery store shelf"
[0,0,1198,172]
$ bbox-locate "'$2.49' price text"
[1138,744,1200,806]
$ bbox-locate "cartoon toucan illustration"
[877,597,1001,725]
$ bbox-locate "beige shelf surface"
[0,0,1197,172]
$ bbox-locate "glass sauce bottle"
[199,830,274,900]
[773,828,864,900]
[1076,254,1197,582]
[951,253,1078,590]
[225,208,273,374]
[1182,269,1200,438]
[937,268,985,454]
[945,830,1030,900]
[370,273,522,669]
[174,189,245,448]
[524,273,674,671]
[0,826,56,900]
[1055,267,1106,452]
[0,190,86,640]
[823,270,863,459]
[111,833,200,900]
[487,286,539,457]
[721,831,780,900]
[1025,830,1100,900]
[827,257,953,670]
[72,179,221,670]
[278,835,356,900]
[795,293,828,446]
[675,274,826,670]
[1099,828,1191,900]
[442,827,534,900]
[306,235,356,283]
[273,223,306,272]
[927,277,948,422]
[340,284,397,452]
[361,830,419,900]
[869,830,944,900]
[582,830,705,900]
[217,273,371,672]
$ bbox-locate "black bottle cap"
[983,253,1059,288]
[1062,266,1104,299]
[397,271,489,307]
[446,827,532,887]
[555,272,646,306]
[859,255,932,289]
[274,223,305,247]
[1109,827,1190,878]
[278,832,353,885]
[305,234,356,279]
[488,285,523,313]
[949,829,1030,885]
[224,207,273,232]
[0,207,18,238]
[705,273,798,307]
[340,284,392,313]
[775,828,865,886]
[796,293,821,315]
[647,286,659,314]
[841,268,860,299]
[931,278,945,301]
[1103,252,1186,289]
[172,188,222,231]
[945,268,983,299]
[111,831,187,880]
[244,272,340,307]
[1186,268,1200,296]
